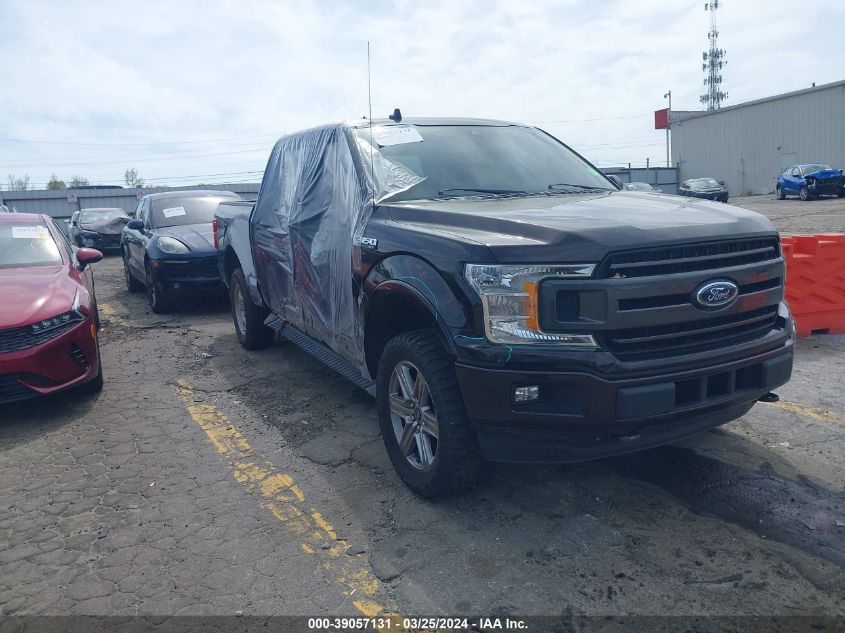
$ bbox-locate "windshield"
[801,164,831,175]
[357,124,613,202]
[0,223,63,268]
[151,194,240,228]
[80,208,128,224]
[690,178,721,188]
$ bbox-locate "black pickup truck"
[215,117,794,497]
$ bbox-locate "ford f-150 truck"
[215,116,794,497]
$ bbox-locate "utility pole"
[701,1,728,110]
[664,90,671,167]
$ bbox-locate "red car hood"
[0,265,78,329]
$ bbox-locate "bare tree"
[124,168,145,188]
[69,176,90,187]
[6,174,30,190]
[47,174,67,190]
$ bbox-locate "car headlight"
[158,236,190,254]
[80,229,99,238]
[31,292,85,333]
[464,264,598,346]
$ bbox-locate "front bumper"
[689,191,729,202]
[454,335,793,463]
[151,255,222,289]
[79,233,122,250]
[0,319,100,404]
[808,179,843,196]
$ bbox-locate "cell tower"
[700,1,727,110]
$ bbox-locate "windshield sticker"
[371,124,423,147]
[12,226,50,239]
[161,206,187,218]
[586,167,600,177]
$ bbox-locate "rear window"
[0,224,63,268]
[151,195,240,228]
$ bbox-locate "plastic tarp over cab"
[251,122,421,363]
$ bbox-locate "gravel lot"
[1,196,843,621]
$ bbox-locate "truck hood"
[386,191,777,263]
[0,265,77,328]
[157,223,215,253]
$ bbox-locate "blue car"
[121,190,241,312]
[776,163,845,201]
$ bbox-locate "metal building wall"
[0,183,261,219]
[671,80,845,196]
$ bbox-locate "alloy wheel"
[233,280,248,337]
[388,361,439,471]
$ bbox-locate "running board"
[264,315,376,397]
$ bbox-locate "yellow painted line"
[98,302,128,326]
[175,379,394,619]
[763,400,845,427]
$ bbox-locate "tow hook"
[759,392,780,403]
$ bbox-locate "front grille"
[599,238,780,279]
[618,277,782,311]
[600,305,780,361]
[0,320,80,354]
[69,343,89,369]
[0,375,38,404]
[162,257,219,281]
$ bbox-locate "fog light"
[514,385,539,402]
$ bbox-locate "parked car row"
[0,117,796,499]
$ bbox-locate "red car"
[0,213,104,404]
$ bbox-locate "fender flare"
[365,279,458,356]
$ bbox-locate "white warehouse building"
[670,79,845,196]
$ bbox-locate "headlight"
[80,229,99,237]
[158,236,190,254]
[464,264,598,346]
[31,292,85,333]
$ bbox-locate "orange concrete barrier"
[781,234,845,336]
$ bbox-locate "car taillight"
[212,218,219,250]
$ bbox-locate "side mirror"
[718,180,725,186]
[76,247,103,270]
[126,219,144,231]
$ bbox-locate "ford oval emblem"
[694,280,739,309]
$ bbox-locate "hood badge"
[694,279,739,309]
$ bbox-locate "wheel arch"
[363,280,459,381]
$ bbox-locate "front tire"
[376,330,480,498]
[776,185,786,200]
[145,261,175,313]
[229,268,274,349]
[799,185,811,201]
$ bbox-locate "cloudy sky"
[1,0,842,189]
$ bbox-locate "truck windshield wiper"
[548,183,612,192]
[437,188,528,196]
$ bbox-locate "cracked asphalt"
[1,197,844,618]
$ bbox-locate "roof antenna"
[366,42,376,208]
[388,108,402,123]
